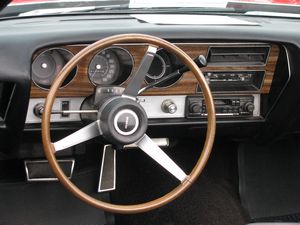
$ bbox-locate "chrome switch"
[161,99,177,114]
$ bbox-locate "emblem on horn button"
[113,109,139,136]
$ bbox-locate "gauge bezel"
[88,48,120,86]
[88,46,134,86]
[145,54,167,80]
[32,47,78,90]
[144,48,183,89]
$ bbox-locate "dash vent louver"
[207,45,270,66]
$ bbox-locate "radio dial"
[244,102,255,113]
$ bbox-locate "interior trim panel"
[30,43,279,98]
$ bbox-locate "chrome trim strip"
[51,110,98,114]
[124,138,169,149]
[206,44,271,67]
[98,145,116,193]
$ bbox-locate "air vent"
[207,46,270,66]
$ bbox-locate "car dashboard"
[0,14,299,154]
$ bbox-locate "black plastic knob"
[189,102,202,113]
[244,102,255,113]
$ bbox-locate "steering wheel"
[42,34,216,214]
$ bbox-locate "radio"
[196,71,265,92]
[186,95,259,118]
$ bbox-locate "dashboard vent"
[207,46,270,66]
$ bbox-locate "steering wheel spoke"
[122,45,157,98]
[136,134,188,182]
[53,120,102,152]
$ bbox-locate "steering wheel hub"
[114,109,139,136]
[99,97,148,145]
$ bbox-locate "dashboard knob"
[189,102,202,114]
[161,100,177,114]
[33,103,44,118]
[244,102,255,113]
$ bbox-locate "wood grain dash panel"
[30,43,279,98]
[261,44,280,93]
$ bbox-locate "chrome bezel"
[25,159,75,182]
[145,53,167,80]
[88,46,134,86]
[32,47,78,90]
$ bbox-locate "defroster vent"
[207,45,270,66]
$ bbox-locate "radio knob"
[161,99,177,114]
[244,102,255,113]
[189,102,202,113]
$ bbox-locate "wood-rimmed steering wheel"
[42,34,216,214]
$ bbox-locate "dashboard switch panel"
[186,94,260,118]
[26,97,84,124]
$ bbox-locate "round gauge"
[88,49,120,85]
[145,49,182,88]
[146,54,166,80]
[32,48,77,89]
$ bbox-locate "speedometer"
[88,49,120,85]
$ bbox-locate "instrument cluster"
[31,46,182,90]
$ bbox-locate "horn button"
[98,97,148,145]
[114,109,139,136]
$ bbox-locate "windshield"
[2,0,300,18]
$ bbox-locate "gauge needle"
[91,64,101,79]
